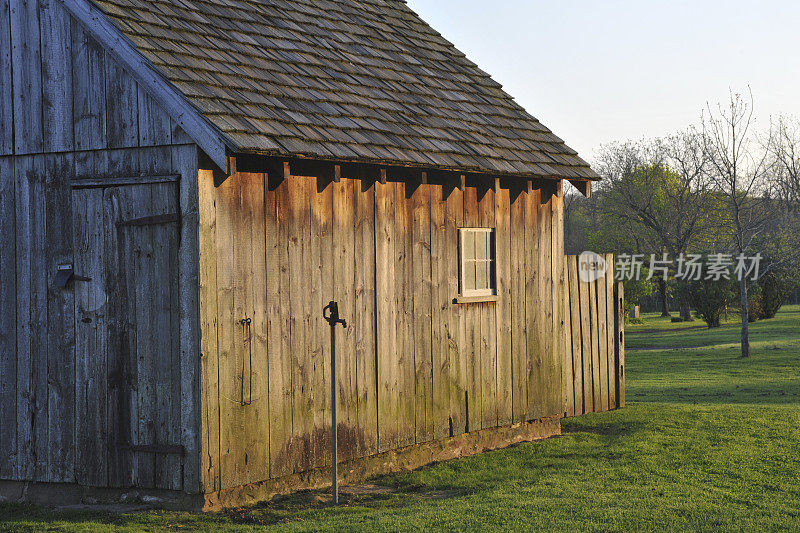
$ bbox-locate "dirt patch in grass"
[628,345,704,351]
[629,325,711,334]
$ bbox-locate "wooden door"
[72,181,182,490]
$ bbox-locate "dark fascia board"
[60,0,234,171]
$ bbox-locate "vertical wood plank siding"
[0,156,16,478]
[411,182,433,443]
[72,185,107,486]
[429,184,450,441]
[0,0,12,155]
[355,180,378,455]
[175,144,202,494]
[198,174,626,492]
[311,180,333,467]
[478,186,497,430]
[509,187,527,423]
[462,186,480,433]
[10,0,44,154]
[15,154,47,481]
[375,179,398,452]
[333,179,358,458]
[44,153,76,483]
[40,0,74,153]
[446,184,465,435]
[198,168,220,492]
[398,181,416,447]
[494,183,512,428]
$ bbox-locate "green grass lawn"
[625,310,743,349]
[3,306,800,532]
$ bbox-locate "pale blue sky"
[406,0,800,162]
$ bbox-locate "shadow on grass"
[0,503,123,527]
[628,324,715,335]
[629,382,800,405]
[561,418,646,439]
[0,502,232,531]
[222,481,470,526]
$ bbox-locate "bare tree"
[763,116,800,312]
[701,90,773,358]
[769,115,800,222]
[593,131,714,318]
[662,130,717,251]
[594,140,672,315]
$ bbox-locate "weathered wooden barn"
[0,0,624,509]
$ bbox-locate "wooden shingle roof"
[91,0,598,180]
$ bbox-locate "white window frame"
[458,227,497,298]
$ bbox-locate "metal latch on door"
[55,264,92,288]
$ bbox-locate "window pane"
[465,259,476,291]
[476,259,488,290]
[476,231,487,260]
[464,231,475,261]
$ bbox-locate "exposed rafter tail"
[569,180,592,198]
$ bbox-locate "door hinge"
[117,213,180,227]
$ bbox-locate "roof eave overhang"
[214,151,596,191]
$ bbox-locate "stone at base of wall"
[0,416,560,512]
[204,415,561,510]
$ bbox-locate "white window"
[459,228,496,297]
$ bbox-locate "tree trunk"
[740,278,751,358]
[676,281,692,321]
[659,278,670,317]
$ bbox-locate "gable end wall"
[0,0,202,493]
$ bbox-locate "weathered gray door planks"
[72,181,182,490]
[73,186,108,486]
[15,155,48,481]
[0,0,12,155]
[0,156,16,478]
[44,153,76,483]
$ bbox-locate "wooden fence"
[562,253,625,417]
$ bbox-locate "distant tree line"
[567,90,800,358]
